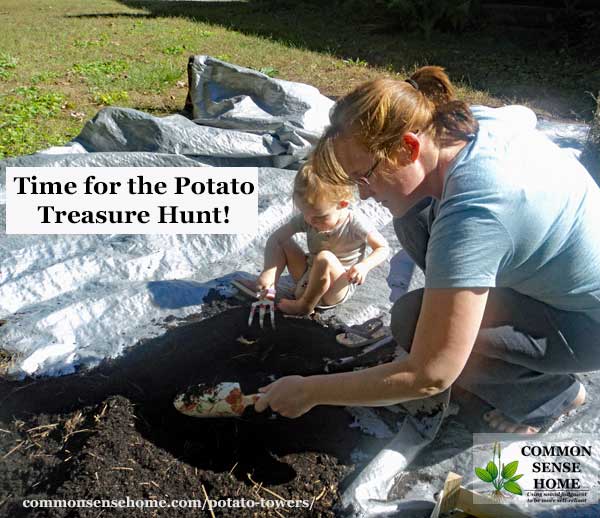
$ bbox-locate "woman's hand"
[254,375,316,418]
[346,263,369,285]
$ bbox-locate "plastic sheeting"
[186,55,333,168]
[1,55,598,517]
[0,56,394,378]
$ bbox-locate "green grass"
[125,62,184,93]
[0,53,18,80]
[31,71,61,85]
[258,66,279,78]
[73,33,110,48]
[0,0,597,159]
[72,59,130,91]
[343,57,369,68]
[92,89,129,106]
[162,45,186,56]
[0,87,69,159]
[72,60,129,77]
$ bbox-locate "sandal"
[339,317,383,336]
[336,317,390,348]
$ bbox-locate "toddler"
[255,163,389,315]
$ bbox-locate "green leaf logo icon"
[503,481,523,495]
[475,443,524,498]
[486,461,499,480]
[502,460,519,479]
[475,467,494,483]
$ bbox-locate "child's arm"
[346,230,389,285]
[256,221,299,296]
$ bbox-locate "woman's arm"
[255,287,489,417]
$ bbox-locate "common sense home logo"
[475,442,524,498]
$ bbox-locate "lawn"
[0,0,598,159]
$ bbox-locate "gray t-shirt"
[425,105,600,323]
[289,209,375,269]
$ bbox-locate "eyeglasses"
[353,158,381,187]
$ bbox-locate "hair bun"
[410,66,454,106]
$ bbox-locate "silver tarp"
[0,56,396,377]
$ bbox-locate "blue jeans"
[391,198,600,426]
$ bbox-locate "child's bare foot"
[278,298,312,316]
[483,383,586,434]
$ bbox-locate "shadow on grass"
[81,0,599,120]
[66,11,156,18]
[61,0,598,120]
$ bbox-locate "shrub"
[384,0,478,40]
[548,4,600,60]
[581,95,600,186]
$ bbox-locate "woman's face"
[333,135,426,217]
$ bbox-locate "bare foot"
[483,383,586,434]
[278,298,311,316]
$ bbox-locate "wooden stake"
[431,472,530,518]
[439,472,463,514]
[457,487,530,518]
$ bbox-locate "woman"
[254,66,600,433]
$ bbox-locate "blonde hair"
[313,66,478,186]
[293,162,354,206]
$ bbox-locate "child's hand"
[256,273,275,296]
[260,287,276,300]
[346,263,369,285]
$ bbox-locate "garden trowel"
[173,382,260,418]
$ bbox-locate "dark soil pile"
[0,300,398,517]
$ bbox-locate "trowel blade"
[174,381,254,418]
